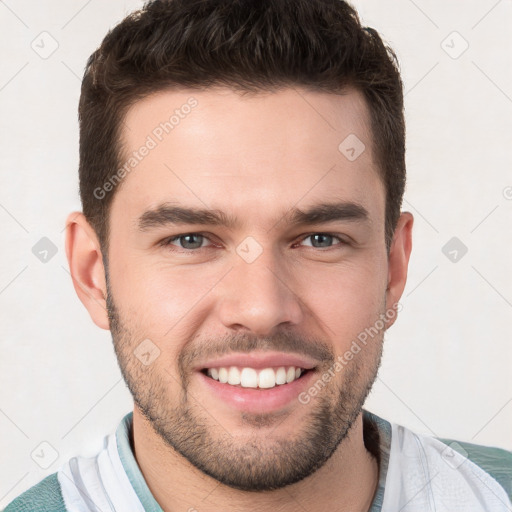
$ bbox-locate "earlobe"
[385,212,413,327]
[65,212,110,330]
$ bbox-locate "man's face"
[106,86,392,491]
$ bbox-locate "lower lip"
[197,370,317,414]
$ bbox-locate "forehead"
[111,86,384,231]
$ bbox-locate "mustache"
[178,330,335,373]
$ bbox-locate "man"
[4,0,512,510]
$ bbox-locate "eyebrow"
[137,201,370,232]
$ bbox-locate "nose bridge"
[217,240,303,334]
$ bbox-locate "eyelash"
[159,232,349,251]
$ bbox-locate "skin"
[66,86,413,511]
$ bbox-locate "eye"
[297,233,347,249]
[159,232,348,252]
[161,233,214,250]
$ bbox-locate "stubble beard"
[106,278,383,491]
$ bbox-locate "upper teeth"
[206,366,304,389]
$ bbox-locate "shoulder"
[2,472,67,512]
[436,437,512,501]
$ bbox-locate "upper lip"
[196,351,319,371]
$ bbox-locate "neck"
[132,408,379,512]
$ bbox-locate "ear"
[65,211,109,330]
[385,211,413,328]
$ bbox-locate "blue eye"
[163,233,212,250]
[299,233,346,248]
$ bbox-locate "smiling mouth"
[200,365,313,390]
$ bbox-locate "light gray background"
[1,0,511,506]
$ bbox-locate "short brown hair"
[78,0,405,257]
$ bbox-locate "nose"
[216,246,304,336]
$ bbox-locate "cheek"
[116,262,221,341]
[300,259,386,344]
